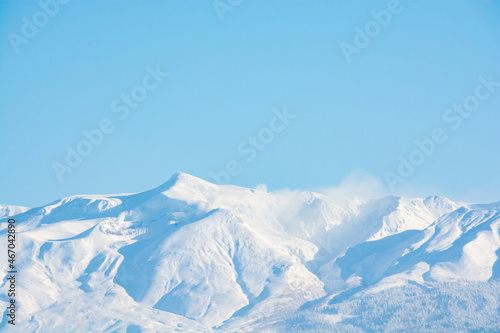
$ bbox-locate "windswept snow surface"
[1,173,499,332]
[0,205,29,219]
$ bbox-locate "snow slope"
[0,205,29,219]
[1,173,499,332]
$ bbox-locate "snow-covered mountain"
[1,173,499,332]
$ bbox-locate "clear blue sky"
[1,0,499,207]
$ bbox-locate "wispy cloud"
[319,169,388,200]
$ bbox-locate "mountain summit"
[1,173,499,332]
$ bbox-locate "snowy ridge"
[1,172,499,332]
[0,205,29,220]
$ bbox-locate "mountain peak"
[174,171,212,184]
[3,173,499,332]
[155,172,214,192]
[145,172,223,206]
